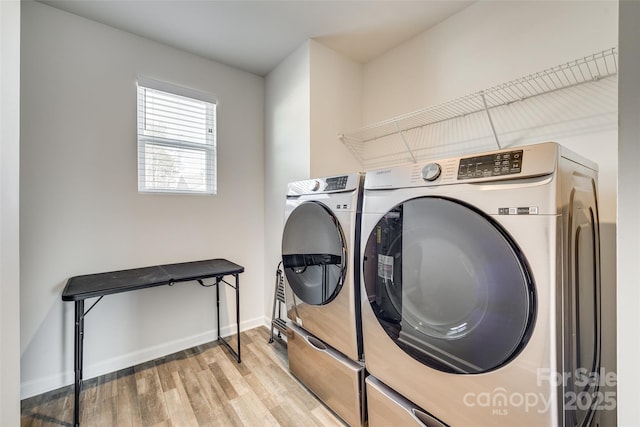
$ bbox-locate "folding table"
[62,258,244,427]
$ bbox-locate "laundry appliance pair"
[281,142,602,427]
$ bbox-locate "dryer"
[361,142,602,426]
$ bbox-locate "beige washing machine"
[361,142,602,426]
[282,173,365,426]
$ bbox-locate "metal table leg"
[73,300,84,427]
[216,274,241,363]
[216,276,220,340]
[234,273,241,362]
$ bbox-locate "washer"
[361,142,602,426]
[281,173,365,427]
[282,173,364,361]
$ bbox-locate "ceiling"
[39,0,473,76]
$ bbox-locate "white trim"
[137,75,218,105]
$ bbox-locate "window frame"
[136,77,217,195]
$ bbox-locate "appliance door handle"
[305,334,328,351]
[411,408,449,427]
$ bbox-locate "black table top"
[62,259,244,301]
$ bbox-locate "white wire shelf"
[340,48,618,169]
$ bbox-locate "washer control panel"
[287,173,361,196]
[457,149,523,180]
[324,175,349,191]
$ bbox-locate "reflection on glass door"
[363,196,536,374]
[282,201,346,306]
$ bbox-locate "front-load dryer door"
[282,201,346,306]
[362,196,536,374]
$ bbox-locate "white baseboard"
[21,316,265,400]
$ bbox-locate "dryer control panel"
[364,142,561,190]
[457,149,523,180]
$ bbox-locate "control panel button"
[311,180,320,191]
[458,149,524,180]
[421,163,442,181]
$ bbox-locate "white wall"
[1,1,21,424]
[617,1,640,424]
[363,1,617,124]
[360,1,619,425]
[263,41,311,323]
[20,1,265,398]
[263,41,364,318]
[309,40,362,177]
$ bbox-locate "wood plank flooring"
[21,327,346,427]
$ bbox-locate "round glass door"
[282,201,346,305]
[363,196,535,374]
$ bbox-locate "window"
[137,77,217,194]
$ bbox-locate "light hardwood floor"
[21,327,346,427]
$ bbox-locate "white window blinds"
[137,78,217,194]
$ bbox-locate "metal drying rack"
[269,262,287,343]
[339,48,618,169]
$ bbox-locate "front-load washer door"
[282,201,346,306]
[362,196,536,374]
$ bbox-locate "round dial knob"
[421,163,442,181]
[311,180,321,191]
